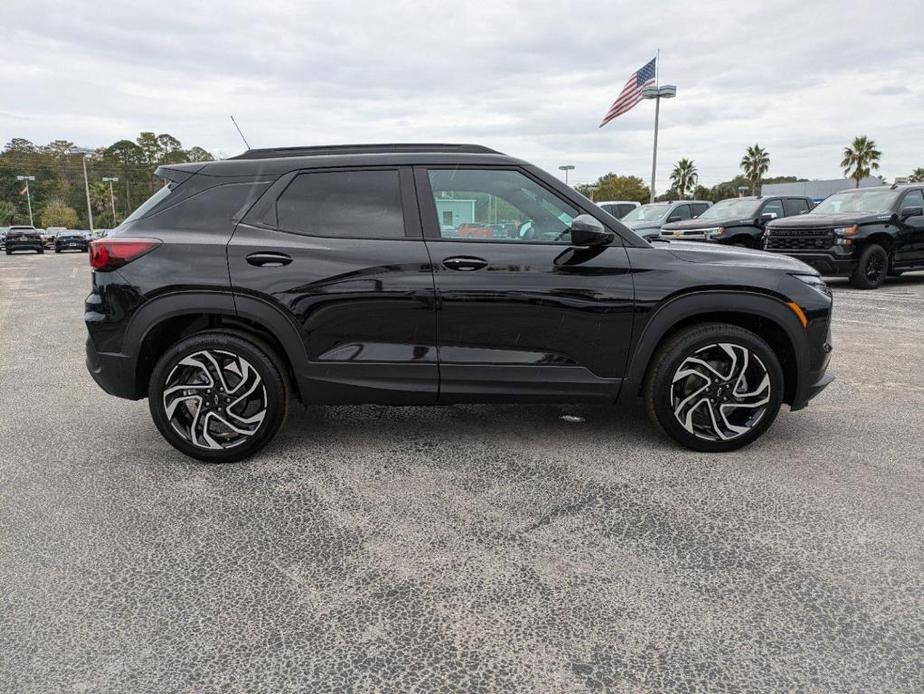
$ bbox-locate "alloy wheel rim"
[162,349,267,450]
[670,342,771,442]
[866,254,884,282]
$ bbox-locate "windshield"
[622,203,670,222]
[122,183,174,224]
[812,189,898,215]
[697,199,760,220]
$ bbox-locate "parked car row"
[610,184,924,289]
[1,226,97,254]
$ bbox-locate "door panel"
[228,167,438,404]
[895,190,924,267]
[416,166,635,403]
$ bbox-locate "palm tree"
[670,158,698,199]
[908,168,924,183]
[841,136,881,187]
[740,144,770,195]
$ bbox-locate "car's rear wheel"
[148,332,288,463]
[850,244,887,289]
[644,323,784,452]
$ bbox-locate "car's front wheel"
[850,244,887,289]
[644,323,784,452]
[148,332,288,463]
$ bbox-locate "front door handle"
[246,251,293,267]
[442,256,488,271]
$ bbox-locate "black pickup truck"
[763,185,924,289]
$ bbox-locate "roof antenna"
[230,114,251,150]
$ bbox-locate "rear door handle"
[246,251,292,267]
[442,256,488,271]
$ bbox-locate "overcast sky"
[1,0,922,191]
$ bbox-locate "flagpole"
[649,48,660,203]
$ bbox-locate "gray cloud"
[1,0,922,190]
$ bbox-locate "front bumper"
[764,250,855,276]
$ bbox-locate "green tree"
[841,136,881,187]
[669,158,698,199]
[40,199,79,228]
[186,146,215,162]
[908,168,924,183]
[575,174,649,204]
[0,200,16,224]
[740,144,770,195]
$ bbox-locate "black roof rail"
[229,143,503,160]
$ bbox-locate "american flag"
[599,57,657,128]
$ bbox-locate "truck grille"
[765,228,834,251]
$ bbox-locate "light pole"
[737,185,749,198]
[68,146,95,232]
[641,84,677,202]
[102,177,119,222]
[558,164,575,185]
[16,175,36,226]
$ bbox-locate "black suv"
[5,226,44,254]
[55,231,90,253]
[85,144,833,462]
[764,185,924,289]
[660,196,814,247]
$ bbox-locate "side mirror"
[667,215,681,223]
[759,213,777,223]
[569,214,614,246]
[900,206,923,219]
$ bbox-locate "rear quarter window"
[139,181,272,232]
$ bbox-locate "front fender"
[623,290,809,397]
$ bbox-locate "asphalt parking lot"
[1,251,922,693]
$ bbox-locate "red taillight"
[89,238,160,271]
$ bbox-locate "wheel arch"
[626,291,807,405]
[123,291,309,401]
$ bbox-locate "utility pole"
[69,146,96,232]
[16,175,36,226]
[82,155,94,233]
[102,177,119,222]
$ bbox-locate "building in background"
[762,176,882,203]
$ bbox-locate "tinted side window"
[615,204,636,218]
[901,189,924,210]
[783,198,810,216]
[276,170,406,238]
[671,204,692,221]
[692,203,709,217]
[761,199,785,219]
[143,181,271,231]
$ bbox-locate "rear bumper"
[6,240,43,252]
[85,337,141,400]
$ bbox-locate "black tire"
[148,332,289,463]
[37,248,44,254]
[644,322,784,452]
[54,249,60,253]
[850,244,887,289]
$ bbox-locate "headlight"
[705,226,725,238]
[790,273,831,297]
[833,224,858,237]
